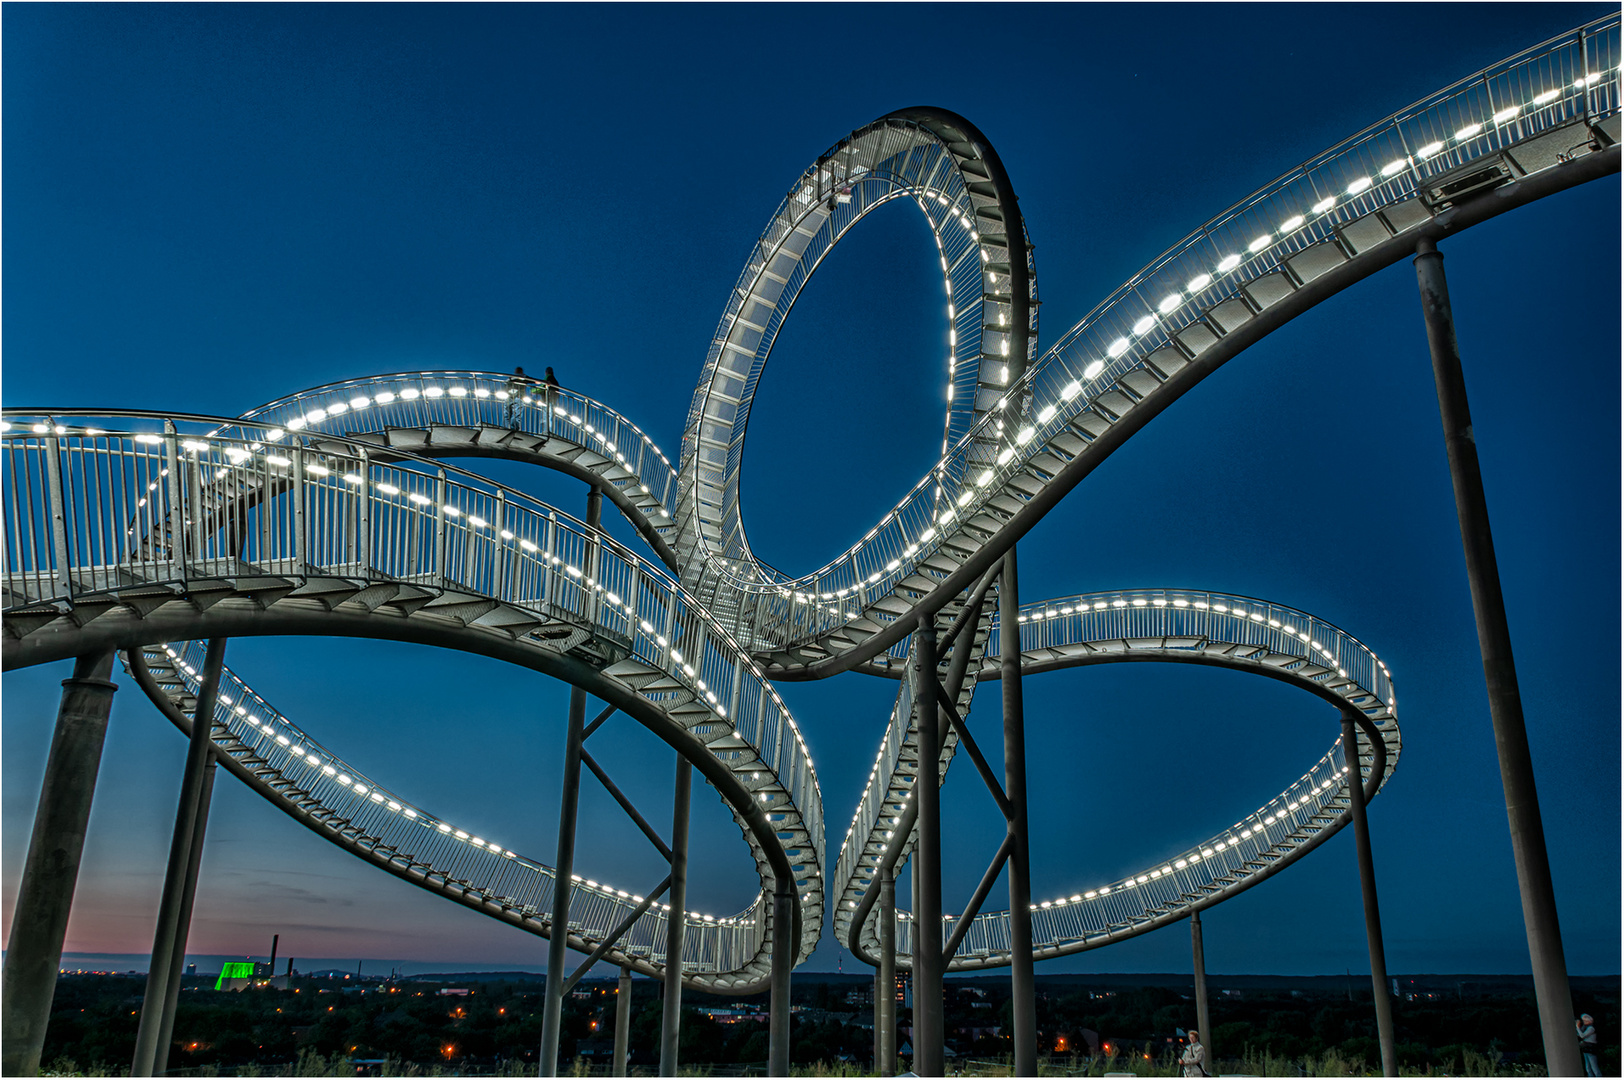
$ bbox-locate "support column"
[910,621,944,1078]
[612,966,631,1077]
[540,488,603,1077]
[768,878,794,1076]
[1191,911,1212,1071]
[999,548,1037,1075]
[131,638,226,1077]
[1413,239,1579,1078]
[879,867,896,1075]
[873,964,883,1073]
[1,650,118,1078]
[1342,715,1396,1077]
[659,757,691,1077]
[153,751,219,1077]
[540,686,587,1076]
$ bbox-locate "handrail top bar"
[1,407,655,559]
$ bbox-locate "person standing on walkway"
[1180,1029,1208,1077]
[1578,1013,1600,1076]
[504,366,535,428]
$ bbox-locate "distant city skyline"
[3,2,1618,983]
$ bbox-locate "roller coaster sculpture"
[2,15,1617,1077]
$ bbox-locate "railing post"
[289,446,307,574]
[132,639,228,1077]
[162,424,185,581]
[185,451,205,571]
[910,619,944,1077]
[544,510,559,609]
[1413,238,1580,1078]
[585,487,604,626]
[493,490,508,601]
[356,448,372,576]
[42,434,72,600]
[434,468,448,584]
[659,757,691,1077]
[1,649,118,1077]
[1342,716,1397,1077]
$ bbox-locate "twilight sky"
[3,3,1618,982]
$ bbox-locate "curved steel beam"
[5,594,807,991]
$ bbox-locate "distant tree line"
[34,972,1619,1075]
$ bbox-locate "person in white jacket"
[1180,1030,1208,1077]
[1578,1014,1600,1076]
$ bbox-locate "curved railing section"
[0,414,823,986]
[685,17,1621,670]
[888,737,1379,970]
[130,641,765,981]
[234,371,681,567]
[833,589,1401,965]
[676,107,1038,602]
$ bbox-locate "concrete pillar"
[1414,239,1579,1077]
[1191,911,1212,1071]
[131,640,226,1076]
[153,751,219,1076]
[1,650,118,1077]
[1342,717,1397,1077]
[612,966,631,1077]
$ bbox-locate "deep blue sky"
[3,4,1618,981]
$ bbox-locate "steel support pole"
[540,683,587,1077]
[879,867,896,1074]
[1,650,118,1078]
[910,620,944,1077]
[132,638,226,1078]
[1342,716,1397,1077]
[659,757,691,1077]
[768,878,794,1076]
[540,488,602,1077]
[1191,911,1212,1070]
[1413,239,1579,1078]
[613,966,632,1077]
[153,751,219,1077]
[999,547,1037,1075]
[872,964,883,1073]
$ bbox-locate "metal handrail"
[141,641,765,976]
[1,415,824,979]
[679,17,1620,654]
[236,371,679,527]
[830,588,1401,962]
